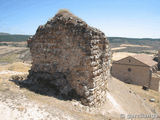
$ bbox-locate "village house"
[111,54,160,92]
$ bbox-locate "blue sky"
[0,0,160,38]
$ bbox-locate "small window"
[128,68,131,72]
[128,59,131,62]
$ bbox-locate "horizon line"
[0,32,160,39]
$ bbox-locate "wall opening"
[128,68,131,72]
[128,59,131,63]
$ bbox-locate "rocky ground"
[0,62,159,120]
[0,72,111,120]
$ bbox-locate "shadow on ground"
[10,75,81,102]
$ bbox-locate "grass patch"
[0,53,18,63]
[57,9,71,14]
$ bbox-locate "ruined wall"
[27,10,112,106]
[150,73,160,92]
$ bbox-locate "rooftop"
[132,54,157,67]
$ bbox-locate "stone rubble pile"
[27,10,112,107]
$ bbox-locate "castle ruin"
[27,10,112,106]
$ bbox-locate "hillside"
[0,33,159,43]
[0,33,159,54]
[108,37,160,54]
[0,32,10,35]
[0,33,30,42]
[108,37,160,43]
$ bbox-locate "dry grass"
[112,52,137,61]
[111,47,126,51]
[0,62,31,72]
[112,52,153,61]
[120,44,151,48]
[0,45,29,63]
[112,52,154,61]
[57,9,71,14]
[56,9,83,22]
[0,54,18,63]
[56,9,75,17]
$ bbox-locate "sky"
[0,0,160,38]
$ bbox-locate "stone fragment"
[149,98,155,102]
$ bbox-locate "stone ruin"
[153,50,160,70]
[27,10,112,106]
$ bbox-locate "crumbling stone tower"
[27,10,112,106]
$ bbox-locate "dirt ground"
[112,52,154,61]
[0,66,111,120]
[126,83,160,115]
[120,44,151,48]
[0,62,159,120]
[0,44,31,64]
[112,52,137,61]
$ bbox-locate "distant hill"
[108,37,160,47]
[0,33,159,46]
[0,32,10,35]
[0,33,30,42]
[108,37,160,44]
[108,37,160,53]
